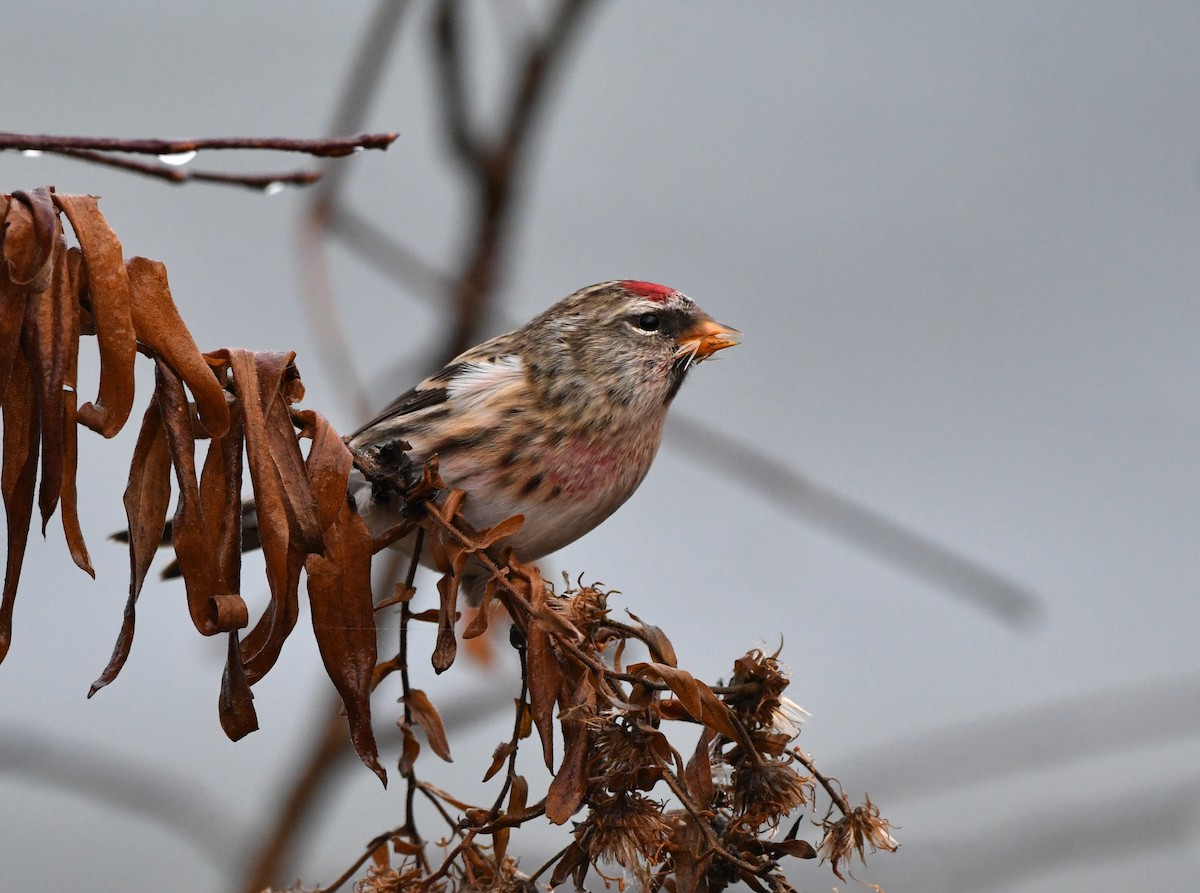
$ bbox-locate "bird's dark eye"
[635,312,661,332]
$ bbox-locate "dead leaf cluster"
[0,188,382,779]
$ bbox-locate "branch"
[0,131,397,157]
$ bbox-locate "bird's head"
[523,280,739,415]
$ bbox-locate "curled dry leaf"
[124,257,228,437]
[629,661,740,741]
[221,350,305,683]
[404,688,452,763]
[545,674,593,825]
[5,190,56,288]
[219,630,258,740]
[54,193,137,438]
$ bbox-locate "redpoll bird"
[348,280,739,600]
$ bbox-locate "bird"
[345,279,739,601]
[150,280,737,600]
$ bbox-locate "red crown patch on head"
[621,280,676,302]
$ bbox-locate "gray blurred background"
[2,2,1198,891]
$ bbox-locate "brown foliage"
[0,189,382,780]
[1,189,894,890]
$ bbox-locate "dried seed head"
[725,649,794,730]
[577,793,674,878]
[352,864,426,893]
[553,579,612,633]
[588,714,670,793]
[818,795,899,880]
[731,759,813,826]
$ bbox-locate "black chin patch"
[665,357,693,403]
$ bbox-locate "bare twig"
[44,148,320,191]
[0,131,397,157]
[238,706,351,893]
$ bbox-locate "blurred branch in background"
[0,728,238,877]
[847,672,1200,800]
[252,1,598,887]
[431,0,596,359]
[273,0,1036,885]
[924,780,1200,892]
[239,673,515,893]
[665,415,1041,627]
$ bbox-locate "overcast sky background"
[2,2,1199,891]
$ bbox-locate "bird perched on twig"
[347,279,739,601]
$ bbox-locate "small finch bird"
[347,279,739,601]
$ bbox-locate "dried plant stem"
[528,842,574,884]
[660,768,773,883]
[426,653,531,883]
[318,825,404,893]
[399,529,430,870]
[792,745,852,816]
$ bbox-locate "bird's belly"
[443,426,662,561]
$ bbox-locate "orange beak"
[676,316,741,361]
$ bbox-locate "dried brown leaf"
[432,569,459,674]
[763,839,817,860]
[57,244,91,575]
[626,610,678,667]
[521,564,562,770]
[154,359,226,636]
[472,513,524,549]
[404,688,452,763]
[0,263,30,405]
[483,740,517,783]
[58,387,92,576]
[218,630,258,740]
[684,728,715,809]
[27,236,72,531]
[629,662,740,741]
[197,382,243,597]
[261,354,322,551]
[494,774,529,864]
[89,400,172,695]
[545,677,591,825]
[526,618,562,771]
[4,191,55,288]
[55,193,136,438]
[398,722,420,777]
[124,257,229,437]
[298,408,384,783]
[0,352,38,665]
[549,841,589,889]
[222,350,301,682]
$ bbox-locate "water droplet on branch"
[157,150,197,166]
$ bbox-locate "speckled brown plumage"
[347,280,739,600]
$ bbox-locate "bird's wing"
[348,336,526,449]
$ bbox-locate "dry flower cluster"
[0,189,896,891]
